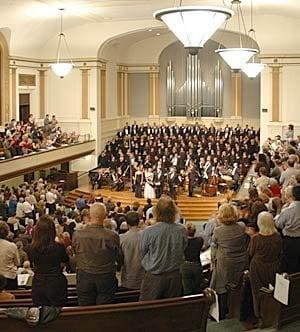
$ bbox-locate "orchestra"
[90,122,260,199]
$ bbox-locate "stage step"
[64,187,221,221]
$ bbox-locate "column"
[271,66,281,122]
[11,67,17,120]
[39,69,46,119]
[100,69,106,119]
[231,72,242,118]
[81,68,89,119]
[149,72,160,116]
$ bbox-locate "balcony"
[0,139,96,182]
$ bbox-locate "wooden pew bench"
[0,291,214,332]
[0,290,140,308]
[259,272,300,329]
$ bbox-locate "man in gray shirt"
[276,185,300,273]
[73,203,122,305]
[120,211,144,290]
[280,159,299,189]
[139,196,187,301]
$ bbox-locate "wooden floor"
[65,185,225,222]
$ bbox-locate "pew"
[0,290,140,308]
[259,272,300,329]
[0,290,214,332]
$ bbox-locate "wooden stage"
[65,185,226,222]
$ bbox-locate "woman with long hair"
[28,215,69,307]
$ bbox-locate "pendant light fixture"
[154,1,233,55]
[50,8,73,79]
[242,0,266,78]
[215,0,258,71]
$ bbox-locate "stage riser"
[65,188,220,222]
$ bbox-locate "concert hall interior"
[0,1,300,331]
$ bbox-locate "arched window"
[0,32,10,125]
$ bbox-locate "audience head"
[132,201,140,212]
[125,211,140,227]
[257,211,277,236]
[218,203,238,225]
[90,203,106,225]
[32,215,56,251]
[154,195,177,224]
[292,185,300,201]
[0,221,9,239]
[186,222,196,237]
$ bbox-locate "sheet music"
[274,273,290,305]
[17,274,30,286]
[209,290,219,322]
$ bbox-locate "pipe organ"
[166,55,224,118]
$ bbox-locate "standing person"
[275,185,300,273]
[210,203,249,320]
[187,166,197,197]
[154,167,164,198]
[27,215,69,306]
[181,223,203,295]
[0,222,19,290]
[134,165,143,198]
[139,196,187,301]
[168,167,178,200]
[43,114,50,134]
[144,168,155,199]
[120,212,144,290]
[248,212,282,318]
[46,188,57,215]
[72,203,122,305]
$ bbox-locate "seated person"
[0,274,15,301]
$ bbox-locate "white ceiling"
[0,0,299,57]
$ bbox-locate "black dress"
[28,243,69,307]
[135,173,143,198]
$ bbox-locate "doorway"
[19,93,30,122]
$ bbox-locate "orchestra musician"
[154,167,164,198]
[187,166,197,197]
[168,167,178,200]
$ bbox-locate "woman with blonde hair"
[248,211,282,318]
[210,203,249,319]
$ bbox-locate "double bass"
[202,172,218,197]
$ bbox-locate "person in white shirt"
[16,197,25,219]
[46,189,57,214]
[23,197,34,219]
[0,221,20,289]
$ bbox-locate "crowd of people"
[93,122,260,199]
[0,114,79,160]
[0,125,299,328]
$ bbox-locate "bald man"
[73,203,122,306]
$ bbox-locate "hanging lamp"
[50,9,74,79]
[242,0,266,78]
[215,0,258,71]
[154,1,233,55]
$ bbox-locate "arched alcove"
[0,31,10,125]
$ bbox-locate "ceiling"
[0,0,299,57]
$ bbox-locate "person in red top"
[269,178,281,198]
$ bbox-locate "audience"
[120,211,144,290]
[275,185,300,273]
[72,203,122,305]
[0,221,19,290]
[181,223,204,295]
[139,196,187,301]
[248,212,282,318]
[210,203,249,319]
[27,215,69,307]
[0,115,79,160]
[0,274,15,301]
